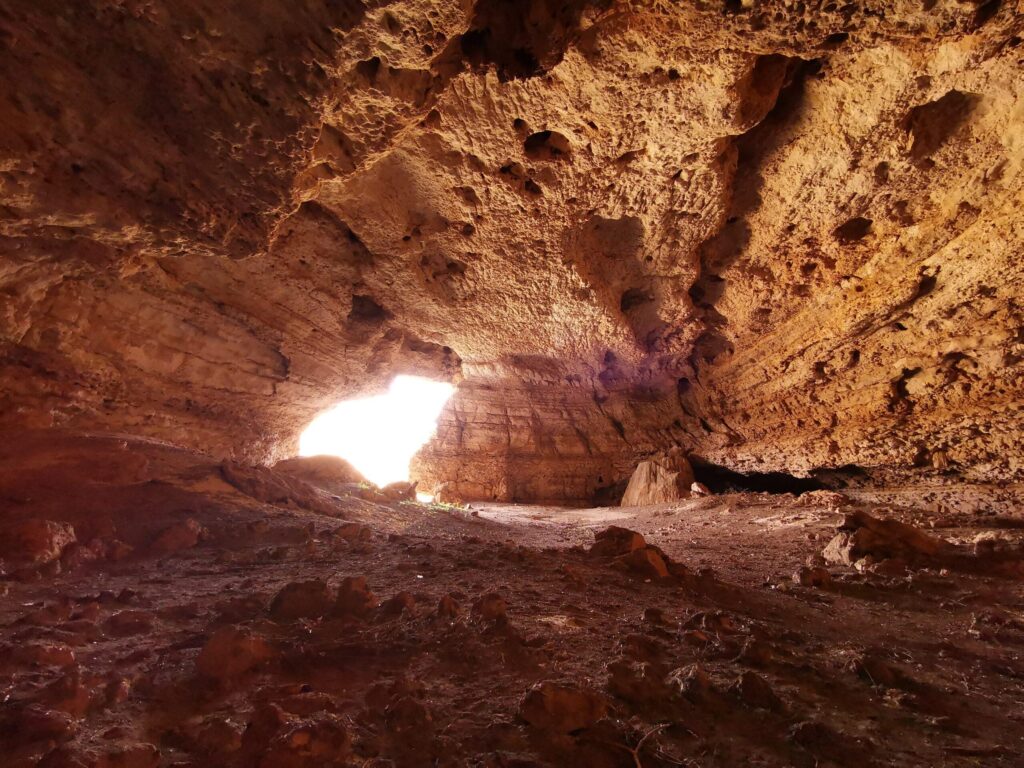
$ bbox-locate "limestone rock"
[620,453,695,507]
[823,509,949,567]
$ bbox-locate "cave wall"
[1,0,1021,492]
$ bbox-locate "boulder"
[620,451,695,507]
[823,509,949,567]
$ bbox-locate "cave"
[1,3,1023,767]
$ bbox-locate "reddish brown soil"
[1,433,1023,767]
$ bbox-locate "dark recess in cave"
[690,458,827,495]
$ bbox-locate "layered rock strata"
[0,1,1020,496]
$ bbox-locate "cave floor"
[1,434,1024,767]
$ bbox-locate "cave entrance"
[298,375,454,494]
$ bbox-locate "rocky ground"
[1,432,1023,767]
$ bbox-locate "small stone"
[378,591,416,618]
[258,714,351,768]
[103,610,155,637]
[269,580,334,621]
[519,682,608,733]
[667,664,714,703]
[331,523,372,544]
[793,566,832,588]
[380,481,417,501]
[94,742,160,768]
[9,705,79,743]
[472,592,507,622]
[12,643,77,668]
[436,594,459,618]
[0,519,76,568]
[606,659,670,704]
[850,654,902,688]
[333,576,378,619]
[690,481,712,496]
[732,671,783,711]
[590,526,647,557]
[196,626,273,682]
[615,546,670,578]
[150,518,204,555]
[41,670,91,717]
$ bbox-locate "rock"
[620,451,695,507]
[732,671,783,711]
[380,481,417,501]
[793,490,849,509]
[690,481,712,496]
[614,546,670,579]
[850,654,903,688]
[271,454,365,491]
[269,580,334,621]
[606,659,670,704]
[0,519,76,568]
[436,595,459,618]
[433,483,464,505]
[333,576,378,619]
[793,566,832,588]
[41,670,92,717]
[823,509,949,567]
[196,626,273,682]
[6,705,79,743]
[519,682,608,733]
[258,714,351,768]
[240,703,289,760]
[378,591,416,618]
[103,610,155,637]
[12,643,77,668]
[668,664,715,703]
[589,526,647,557]
[385,696,432,734]
[94,743,160,768]
[331,523,372,544]
[150,518,204,555]
[472,592,507,622]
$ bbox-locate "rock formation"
[0,1,1020,502]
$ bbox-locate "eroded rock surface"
[0,2,1019,500]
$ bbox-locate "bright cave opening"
[298,375,454,492]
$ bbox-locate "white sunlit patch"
[299,375,454,488]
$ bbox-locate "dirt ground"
[1,433,1023,767]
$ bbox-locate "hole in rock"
[298,375,454,488]
[523,130,571,161]
[834,216,872,243]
